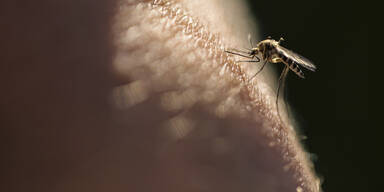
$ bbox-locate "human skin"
[1,0,320,192]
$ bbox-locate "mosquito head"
[249,47,259,56]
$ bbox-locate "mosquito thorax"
[258,39,279,51]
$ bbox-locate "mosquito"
[225,35,316,121]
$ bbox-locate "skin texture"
[1,0,320,191]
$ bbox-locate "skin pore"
[1,0,320,191]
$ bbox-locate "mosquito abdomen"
[288,59,305,78]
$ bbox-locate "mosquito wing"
[276,45,317,71]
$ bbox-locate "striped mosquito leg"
[276,65,289,123]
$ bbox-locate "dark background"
[246,0,370,191]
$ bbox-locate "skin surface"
[1,0,320,191]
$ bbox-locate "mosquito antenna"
[276,65,289,123]
[227,47,251,54]
[241,47,253,52]
[249,60,267,81]
[248,34,254,48]
[236,48,256,56]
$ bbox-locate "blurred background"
[246,0,370,191]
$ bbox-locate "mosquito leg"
[237,60,259,63]
[224,50,253,59]
[249,60,268,81]
[276,65,289,123]
[252,55,261,62]
[225,48,251,55]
